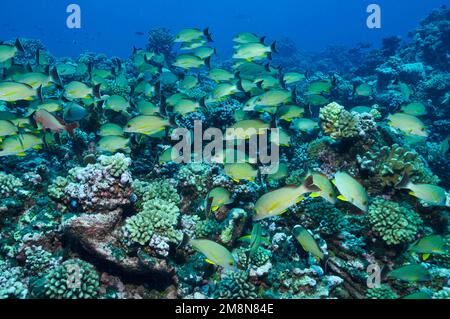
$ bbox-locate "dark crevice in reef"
[62,235,174,290]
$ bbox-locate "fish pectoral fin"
[16,152,27,157]
[422,253,431,261]
[309,192,321,198]
[205,258,216,265]
[408,191,416,196]
[211,206,219,212]
[337,195,348,202]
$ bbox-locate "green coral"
[99,153,131,177]
[195,219,220,238]
[302,198,348,235]
[368,198,422,245]
[177,162,212,195]
[366,285,398,299]
[38,259,99,299]
[24,246,58,276]
[0,173,23,198]
[357,144,439,187]
[123,198,183,246]
[133,178,180,204]
[48,176,69,200]
[235,246,272,267]
[307,137,334,159]
[215,271,258,299]
[319,102,360,140]
[0,261,28,299]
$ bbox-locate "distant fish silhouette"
[135,32,145,36]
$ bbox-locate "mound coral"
[366,285,398,299]
[357,144,439,188]
[48,153,133,213]
[368,198,422,245]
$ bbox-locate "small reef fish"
[175,28,213,43]
[227,119,270,140]
[0,39,24,63]
[253,176,320,221]
[307,80,332,95]
[387,113,428,137]
[354,83,372,97]
[310,172,337,204]
[124,115,170,136]
[351,106,372,114]
[97,136,130,153]
[402,291,431,299]
[333,172,369,212]
[305,94,329,106]
[208,68,235,82]
[25,100,62,117]
[387,264,431,282]
[292,118,319,132]
[136,99,159,115]
[282,72,306,85]
[408,235,447,259]
[396,174,446,206]
[0,81,40,102]
[277,105,304,122]
[34,109,79,135]
[233,42,277,60]
[233,32,265,44]
[224,163,258,182]
[63,103,88,122]
[98,123,124,137]
[293,225,325,260]
[102,95,130,113]
[267,163,288,181]
[401,102,427,116]
[173,54,211,70]
[254,89,292,106]
[0,134,42,157]
[0,120,18,138]
[189,239,236,270]
[179,75,199,90]
[206,187,233,212]
[64,81,101,100]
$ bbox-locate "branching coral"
[37,259,100,299]
[368,198,422,245]
[0,173,23,199]
[366,285,398,299]
[0,261,28,299]
[133,178,180,204]
[319,102,360,140]
[215,271,258,299]
[123,199,183,256]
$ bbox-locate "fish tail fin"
[396,172,411,189]
[37,85,43,103]
[236,78,245,92]
[199,96,207,110]
[50,66,63,88]
[15,38,25,53]
[302,174,321,193]
[271,41,278,54]
[159,94,167,116]
[204,28,213,42]
[204,56,212,69]
[93,84,102,99]
[260,36,266,45]
[65,122,79,136]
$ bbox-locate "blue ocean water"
[1,0,450,302]
[0,0,447,57]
